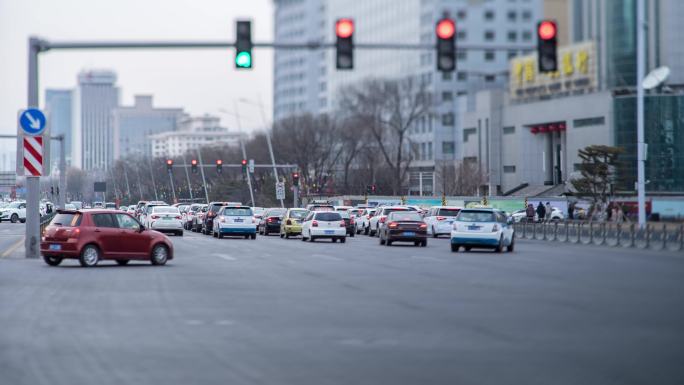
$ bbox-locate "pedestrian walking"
[536,202,546,223]
[545,202,552,221]
[568,202,575,220]
[526,203,535,222]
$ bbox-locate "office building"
[72,70,120,171]
[150,115,242,158]
[44,89,73,169]
[273,0,542,195]
[112,95,185,159]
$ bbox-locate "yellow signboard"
[510,41,597,101]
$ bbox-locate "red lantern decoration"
[530,126,539,134]
[559,122,566,131]
[539,125,549,133]
[549,124,557,132]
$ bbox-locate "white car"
[510,207,564,223]
[450,208,515,253]
[64,203,77,210]
[126,206,137,215]
[368,206,414,237]
[423,206,462,238]
[301,211,347,243]
[147,206,183,236]
[356,208,376,235]
[0,201,27,223]
[334,206,353,212]
[251,207,266,220]
[212,205,257,239]
[140,201,168,226]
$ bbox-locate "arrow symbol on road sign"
[24,112,40,129]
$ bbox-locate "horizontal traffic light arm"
[37,39,533,52]
[169,163,298,168]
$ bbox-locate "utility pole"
[293,185,299,208]
[57,134,66,209]
[181,153,194,201]
[168,169,177,203]
[147,156,159,201]
[636,0,647,228]
[135,167,144,201]
[233,102,255,207]
[25,37,40,259]
[196,149,210,203]
[122,163,131,201]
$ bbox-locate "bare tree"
[339,76,431,195]
[436,160,487,196]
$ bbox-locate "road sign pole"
[293,186,299,208]
[636,0,647,228]
[181,154,194,201]
[25,38,41,259]
[196,149,210,203]
[58,135,66,209]
[168,171,177,203]
[147,157,159,201]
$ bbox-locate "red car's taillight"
[379,217,387,223]
[436,216,446,221]
[175,215,182,220]
[366,215,371,219]
[350,218,355,225]
[312,220,318,227]
[267,217,276,223]
[388,222,398,229]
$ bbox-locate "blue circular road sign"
[19,108,46,135]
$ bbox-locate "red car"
[40,209,174,267]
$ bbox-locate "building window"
[507,10,517,21]
[442,141,455,155]
[522,31,532,41]
[457,71,468,81]
[457,30,467,40]
[484,10,495,20]
[522,10,532,21]
[442,71,452,81]
[573,117,605,128]
[427,142,433,160]
[442,113,455,126]
[457,10,467,20]
[507,31,517,42]
[442,91,453,101]
[508,50,518,59]
[503,165,516,173]
[484,75,496,82]
[420,143,426,160]
[503,126,515,134]
[463,127,476,142]
[485,31,495,41]
[485,51,495,61]
[457,51,467,61]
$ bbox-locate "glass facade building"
[614,94,684,193]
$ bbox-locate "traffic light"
[241,159,247,173]
[335,18,354,70]
[436,18,456,72]
[191,159,198,174]
[166,159,173,172]
[292,172,300,187]
[537,20,558,73]
[235,20,252,69]
[371,184,377,194]
[216,159,223,174]
[366,185,372,194]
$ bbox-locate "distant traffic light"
[292,172,300,187]
[366,185,372,194]
[191,159,198,174]
[335,18,354,70]
[371,184,377,194]
[241,159,247,173]
[166,159,173,172]
[436,18,456,72]
[537,20,558,73]
[216,159,223,174]
[235,20,253,69]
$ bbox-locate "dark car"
[258,208,287,235]
[40,209,174,267]
[339,211,356,237]
[378,211,428,247]
[202,202,232,235]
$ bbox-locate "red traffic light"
[436,18,455,40]
[241,159,247,166]
[166,159,173,165]
[191,159,198,165]
[216,159,223,165]
[336,18,354,39]
[538,20,556,40]
[293,173,299,178]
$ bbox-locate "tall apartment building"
[72,70,119,171]
[112,95,185,159]
[44,89,73,170]
[273,0,542,195]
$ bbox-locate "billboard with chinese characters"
[510,41,597,102]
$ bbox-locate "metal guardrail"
[512,221,684,252]
[39,213,56,235]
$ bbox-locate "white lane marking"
[310,253,342,261]
[212,253,237,261]
[409,255,445,262]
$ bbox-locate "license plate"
[49,244,61,251]
[403,231,416,236]
[234,218,244,223]
[324,230,335,235]
[468,225,480,231]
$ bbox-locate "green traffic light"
[236,51,252,68]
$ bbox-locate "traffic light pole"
[293,186,299,208]
[636,0,647,228]
[233,102,255,207]
[147,157,159,201]
[196,149,210,204]
[181,153,194,201]
[168,171,177,203]
[25,37,40,259]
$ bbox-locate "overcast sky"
[0,0,274,137]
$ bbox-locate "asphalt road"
[1,223,683,385]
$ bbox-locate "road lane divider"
[1,237,25,258]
